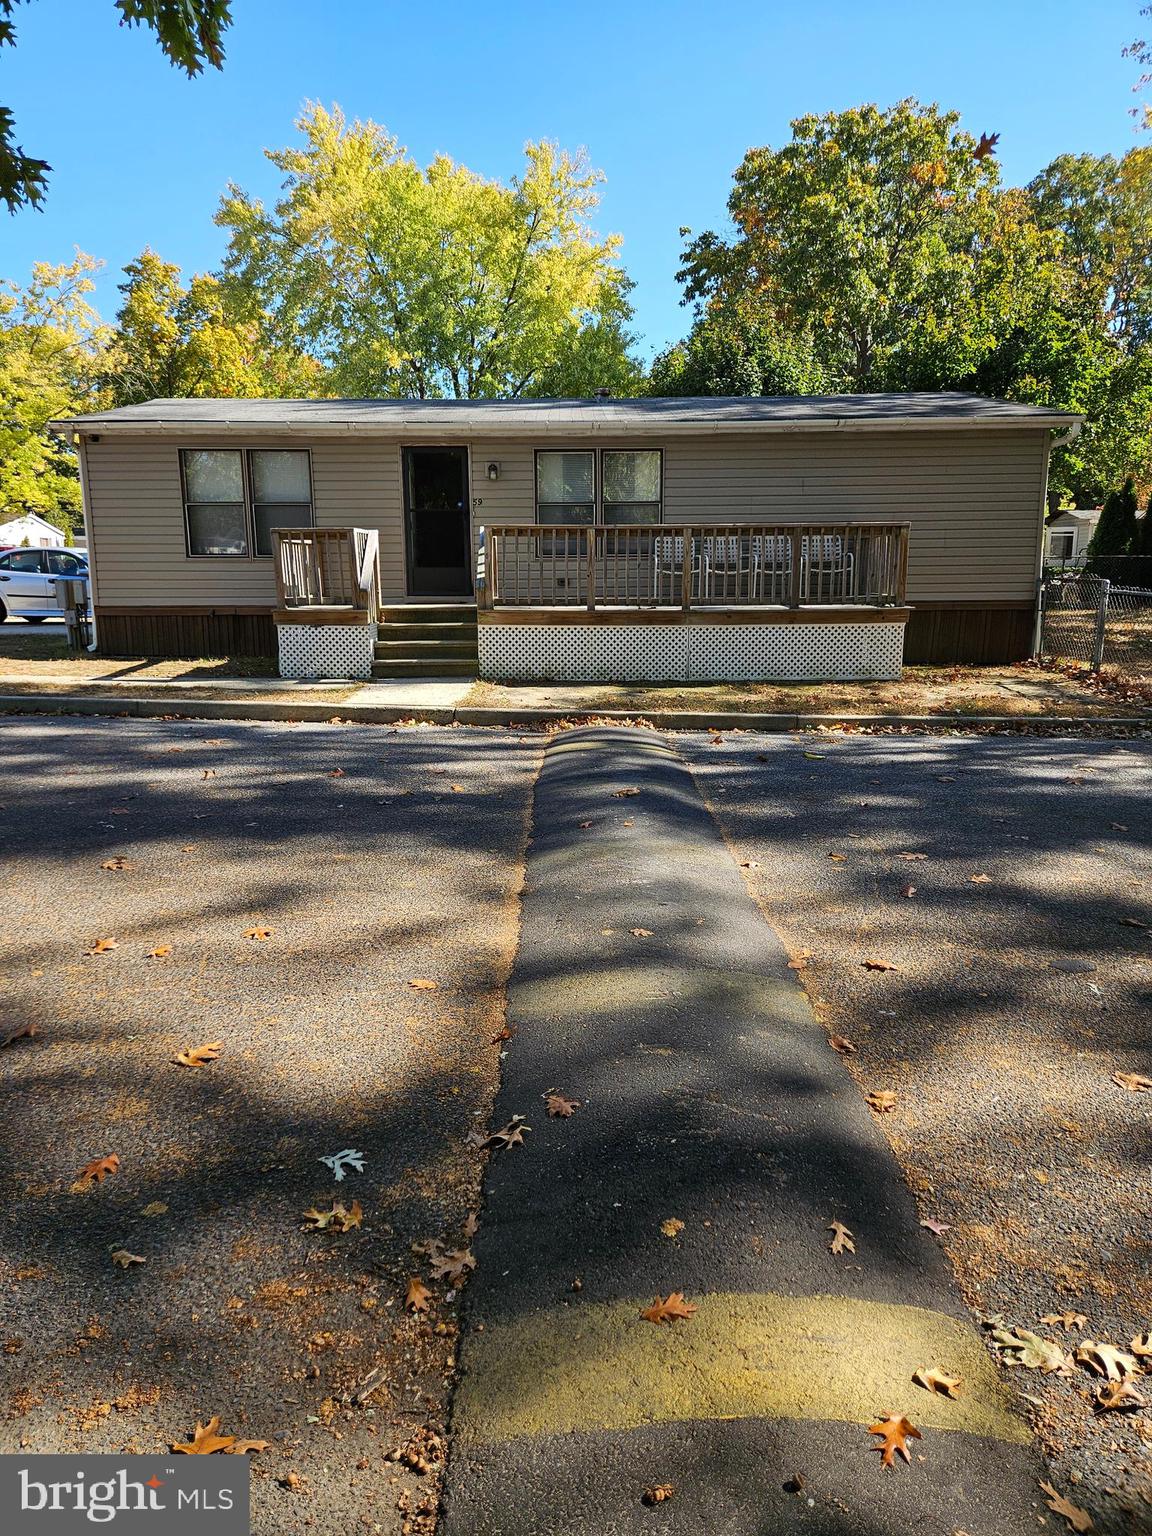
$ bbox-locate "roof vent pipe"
[592,387,611,399]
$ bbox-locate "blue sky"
[3,0,1145,361]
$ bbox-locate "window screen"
[249,450,313,556]
[536,451,595,525]
[602,450,662,525]
[182,450,247,555]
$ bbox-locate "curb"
[0,691,1148,734]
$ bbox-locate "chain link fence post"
[1090,578,1111,671]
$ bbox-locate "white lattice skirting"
[277,623,376,680]
[478,622,906,683]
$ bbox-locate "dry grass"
[461,664,1150,720]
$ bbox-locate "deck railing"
[273,527,380,613]
[477,523,909,611]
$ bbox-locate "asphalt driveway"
[0,716,539,1536]
[680,730,1152,1534]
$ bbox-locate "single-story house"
[1045,507,1100,566]
[0,512,67,549]
[54,393,1080,683]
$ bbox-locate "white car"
[0,547,90,622]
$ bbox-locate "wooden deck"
[477,523,909,614]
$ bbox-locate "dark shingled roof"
[56,392,1081,434]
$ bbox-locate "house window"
[250,450,314,556]
[183,450,247,555]
[534,448,663,524]
[181,449,313,557]
[1049,531,1075,561]
[602,449,662,525]
[536,451,595,525]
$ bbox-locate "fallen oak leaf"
[829,1219,855,1255]
[866,1089,898,1113]
[100,856,133,871]
[641,1485,675,1505]
[139,1201,168,1217]
[327,768,346,778]
[405,1277,432,1313]
[828,1034,856,1055]
[428,1247,475,1284]
[228,1439,270,1454]
[868,1414,921,1469]
[172,1416,237,1455]
[640,1292,697,1325]
[1039,1480,1094,1532]
[990,1326,1067,1372]
[201,769,216,780]
[87,938,118,955]
[920,1218,951,1236]
[1112,1071,1152,1093]
[969,873,993,884]
[1130,1331,1152,1361]
[611,787,640,798]
[912,1365,962,1398]
[629,927,653,938]
[175,1041,223,1068]
[545,1094,579,1118]
[862,958,899,972]
[897,851,928,861]
[1094,1378,1145,1414]
[408,977,438,991]
[302,1201,363,1234]
[73,1154,120,1189]
[1041,1312,1087,1331]
[1075,1339,1138,1380]
[901,883,917,898]
[660,1218,684,1239]
[243,926,272,940]
[110,1248,146,1268]
[145,946,172,959]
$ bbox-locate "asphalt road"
[0,716,538,1536]
[442,728,1044,1536]
[679,729,1152,1534]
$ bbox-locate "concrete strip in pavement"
[441,726,1041,1535]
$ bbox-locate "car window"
[47,551,86,576]
[4,550,45,572]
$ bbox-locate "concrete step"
[379,604,477,625]
[374,639,478,660]
[371,658,477,679]
[378,621,478,642]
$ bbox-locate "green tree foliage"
[677,101,1031,391]
[104,248,320,404]
[217,104,641,399]
[1087,478,1139,558]
[671,101,1152,505]
[1,0,231,213]
[1136,492,1152,556]
[649,301,828,397]
[0,253,107,532]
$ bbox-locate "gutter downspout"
[1032,421,1084,656]
[74,434,99,653]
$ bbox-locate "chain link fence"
[1040,574,1152,679]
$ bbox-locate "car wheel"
[23,616,47,624]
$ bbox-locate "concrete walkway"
[441,728,1041,1535]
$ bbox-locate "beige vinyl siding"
[83,426,1048,608]
[83,435,407,606]
[472,430,1049,604]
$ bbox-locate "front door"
[403,446,472,596]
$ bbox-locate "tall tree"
[676,101,1024,391]
[0,253,107,532]
[649,300,827,397]
[1086,478,1139,558]
[2,0,232,212]
[217,104,641,399]
[104,248,321,404]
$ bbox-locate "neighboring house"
[54,393,1080,682]
[0,512,66,549]
[1045,508,1100,566]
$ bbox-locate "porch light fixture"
[487,462,500,481]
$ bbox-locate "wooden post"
[681,528,692,612]
[789,528,803,609]
[586,526,596,612]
